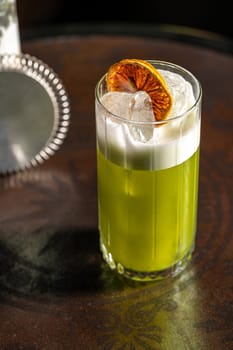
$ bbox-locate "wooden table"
[0,25,232,350]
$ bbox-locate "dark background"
[16,0,233,40]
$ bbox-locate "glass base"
[100,242,193,282]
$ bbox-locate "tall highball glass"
[95,60,202,281]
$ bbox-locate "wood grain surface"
[0,33,232,350]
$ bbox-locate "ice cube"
[128,91,154,142]
[100,91,155,143]
[158,69,195,118]
[100,91,133,118]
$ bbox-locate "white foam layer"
[96,69,201,170]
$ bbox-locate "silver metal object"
[0,53,70,174]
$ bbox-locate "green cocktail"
[98,147,199,273]
[95,60,202,281]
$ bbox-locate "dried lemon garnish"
[106,58,173,121]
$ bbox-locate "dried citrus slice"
[106,58,173,121]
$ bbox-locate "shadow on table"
[0,225,144,300]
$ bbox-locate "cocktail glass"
[95,60,202,281]
[0,0,21,54]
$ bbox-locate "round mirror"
[0,54,70,174]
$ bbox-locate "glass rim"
[95,59,202,126]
